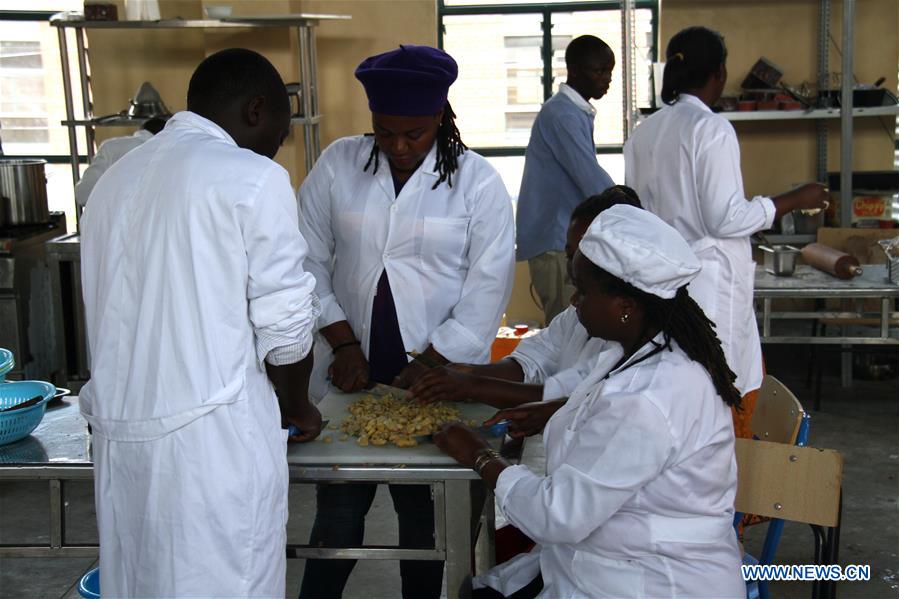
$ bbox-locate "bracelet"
[473,448,502,476]
[331,340,361,355]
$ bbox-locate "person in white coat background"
[409,185,640,409]
[435,205,746,598]
[74,117,166,207]
[79,49,322,598]
[297,45,515,598]
[623,26,829,434]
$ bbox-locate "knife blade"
[365,382,411,400]
[0,395,44,413]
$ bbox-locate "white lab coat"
[624,94,775,394]
[478,335,744,598]
[298,135,515,399]
[80,111,318,598]
[511,305,609,400]
[75,129,154,207]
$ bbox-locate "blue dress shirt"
[515,87,614,260]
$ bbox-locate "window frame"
[0,9,89,163]
[437,0,658,157]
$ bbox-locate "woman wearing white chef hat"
[436,205,745,598]
[624,27,829,436]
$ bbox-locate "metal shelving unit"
[723,105,899,122]
[49,12,349,228]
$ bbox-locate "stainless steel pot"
[760,244,800,276]
[0,159,49,225]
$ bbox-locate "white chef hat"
[578,205,701,299]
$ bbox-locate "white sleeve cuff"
[316,292,349,330]
[255,293,321,366]
[754,195,777,230]
[494,464,536,516]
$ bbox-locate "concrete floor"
[1,347,897,598]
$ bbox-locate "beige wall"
[87,0,436,187]
[661,0,898,199]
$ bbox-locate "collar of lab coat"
[371,138,440,197]
[676,93,712,114]
[558,83,596,116]
[167,111,238,147]
[604,331,668,378]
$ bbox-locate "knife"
[365,382,411,400]
[416,420,510,443]
[0,395,44,413]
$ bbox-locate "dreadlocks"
[590,265,742,409]
[363,102,468,190]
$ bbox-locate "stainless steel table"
[0,397,505,598]
[285,391,508,599]
[755,265,899,345]
[0,397,94,557]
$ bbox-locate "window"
[1,3,88,230]
[439,0,658,195]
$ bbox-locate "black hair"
[661,26,727,105]
[363,101,468,190]
[187,48,289,118]
[571,185,642,224]
[565,35,614,68]
[586,263,742,408]
[141,117,167,135]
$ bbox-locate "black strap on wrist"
[332,340,361,355]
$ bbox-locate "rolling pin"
[800,243,863,279]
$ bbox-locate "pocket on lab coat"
[571,551,646,598]
[419,216,469,271]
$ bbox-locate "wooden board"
[286,391,502,466]
[735,439,843,527]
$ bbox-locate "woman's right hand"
[484,399,566,438]
[409,366,476,403]
[328,345,370,392]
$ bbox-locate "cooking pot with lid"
[0,159,49,226]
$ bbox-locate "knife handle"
[483,420,509,437]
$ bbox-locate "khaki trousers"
[527,251,575,326]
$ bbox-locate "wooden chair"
[738,375,811,599]
[751,375,808,445]
[735,438,844,599]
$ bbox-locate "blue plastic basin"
[78,567,100,599]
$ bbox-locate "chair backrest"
[751,375,805,445]
[734,438,843,528]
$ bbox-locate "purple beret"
[355,45,458,116]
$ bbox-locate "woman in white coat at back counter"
[623,27,829,412]
[435,205,745,598]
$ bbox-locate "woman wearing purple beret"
[297,45,516,598]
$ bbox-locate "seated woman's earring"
[620,312,630,324]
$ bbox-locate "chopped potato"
[322,435,333,443]
[341,394,461,448]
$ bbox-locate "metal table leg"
[444,479,473,599]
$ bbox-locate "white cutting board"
[286,390,501,466]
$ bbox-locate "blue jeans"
[298,483,443,599]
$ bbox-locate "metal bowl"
[760,244,800,276]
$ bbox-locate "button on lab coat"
[298,136,515,399]
[511,305,610,400]
[624,94,775,394]
[480,336,744,598]
[79,111,318,597]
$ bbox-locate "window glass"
[0,18,86,156]
[444,13,544,147]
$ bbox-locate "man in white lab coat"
[80,49,322,598]
[436,206,746,598]
[74,117,165,207]
[297,45,515,598]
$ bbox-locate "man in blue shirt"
[516,35,615,324]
